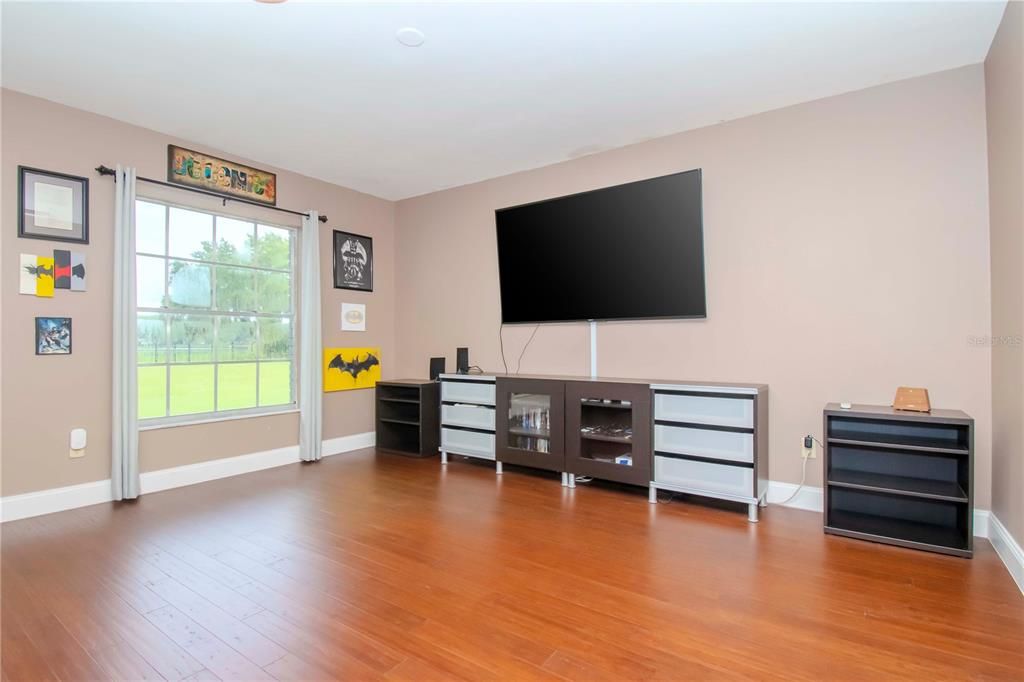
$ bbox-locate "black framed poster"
[333,230,373,292]
[18,166,89,244]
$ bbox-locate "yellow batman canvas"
[324,347,381,392]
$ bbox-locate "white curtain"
[112,166,140,499]
[299,211,323,462]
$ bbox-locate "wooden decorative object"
[893,386,931,413]
[167,145,277,206]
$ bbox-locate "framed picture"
[18,250,85,296]
[36,317,72,355]
[333,230,373,291]
[18,166,89,244]
[341,302,367,331]
[323,347,380,391]
[167,145,277,206]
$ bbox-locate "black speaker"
[429,357,445,381]
[456,347,469,374]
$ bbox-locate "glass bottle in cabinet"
[508,393,551,452]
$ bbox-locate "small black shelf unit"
[375,380,439,457]
[823,404,973,558]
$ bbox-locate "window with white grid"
[135,199,296,423]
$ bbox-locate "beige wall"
[1,63,1002,506]
[395,66,994,501]
[986,1,1024,544]
[1,89,395,496]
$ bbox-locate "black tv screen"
[495,169,706,324]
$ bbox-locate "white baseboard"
[322,431,376,456]
[0,479,113,523]
[973,508,990,539]
[140,445,302,495]
[0,432,375,523]
[988,513,1024,595]
[766,480,824,512]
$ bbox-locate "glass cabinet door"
[565,381,651,487]
[495,378,565,472]
[507,393,552,453]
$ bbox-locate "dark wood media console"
[436,373,769,519]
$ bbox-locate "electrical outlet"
[69,428,87,458]
[802,435,817,459]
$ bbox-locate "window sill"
[139,406,299,432]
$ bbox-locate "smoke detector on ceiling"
[396,27,426,47]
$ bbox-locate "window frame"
[135,196,299,428]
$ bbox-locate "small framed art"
[36,317,72,355]
[341,303,367,331]
[18,166,89,244]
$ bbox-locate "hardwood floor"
[2,449,1022,681]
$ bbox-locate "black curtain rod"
[95,165,328,223]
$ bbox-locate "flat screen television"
[495,169,706,324]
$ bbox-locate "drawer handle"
[443,425,495,435]
[655,419,753,434]
[654,451,754,468]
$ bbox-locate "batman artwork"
[24,263,54,278]
[328,351,380,379]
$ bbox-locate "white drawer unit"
[654,424,753,464]
[654,392,754,429]
[441,427,496,461]
[441,378,496,406]
[439,375,500,471]
[654,455,754,500]
[441,403,496,431]
[649,385,768,521]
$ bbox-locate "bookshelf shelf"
[375,380,439,457]
[824,404,973,558]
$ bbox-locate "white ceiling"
[1,1,1007,200]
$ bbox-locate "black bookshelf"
[376,380,439,457]
[823,404,973,558]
